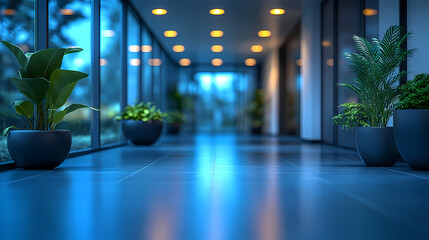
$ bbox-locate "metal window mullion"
[91,0,101,149]
[120,0,128,141]
[35,0,48,50]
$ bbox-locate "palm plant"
[339,25,414,127]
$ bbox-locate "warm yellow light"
[164,30,177,37]
[258,30,271,38]
[102,30,115,37]
[60,9,75,15]
[128,45,140,52]
[211,45,223,52]
[211,58,223,66]
[363,8,378,16]
[250,45,263,53]
[1,9,16,16]
[296,59,303,67]
[100,59,108,66]
[245,58,257,66]
[179,58,191,66]
[270,8,285,15]
[148,58,162,66]
[210,30,224,38]
[172,45,185,52]
[141,45,153,52]
[210,9,225,15]
[326,58,334,67]
[152,9,167,15]
[129,59,141,66]
[321,40,331,47]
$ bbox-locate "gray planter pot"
[355,127,401,167]
[394,109,429,170]
[122,120,163,145]
[7,130,72,169]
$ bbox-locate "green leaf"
[12,77,49,104]
[13,100,34,118]
[64,47,83,55]
[48,69,89,109]
[3,126,18,136]
[52,104,98,124]
[27,48,65,79]
[1,41,28,69]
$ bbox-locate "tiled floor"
[0,134,429,240]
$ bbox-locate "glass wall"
[127,8,140,105]
[0,0,178,163]
[100,0,123,145]
[49,0,92,151]
[0,0,35,163]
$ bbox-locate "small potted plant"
[117,102,166,145]
[247,89,264,134]
[394,73,429,169]
[335,25,413,166]
[1,41,96,169]
[166,110,186,134]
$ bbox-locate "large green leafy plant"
[397,73,429,110]
[247,89,264,128]
[333,102,369,130]
[338,25,413,127]
[1,41,96,135]
[117,102,166,122]
[166,110,186,125]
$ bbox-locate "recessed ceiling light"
[210,30,224,38]
[258,30,271,38]
[245,58,257,66]
[141,45,153,52]
[321,40,331,47]
[60,9,75,15]
[210,9,225,15]
[164,30,177,38]
[326,59,334,67]
[211,45,223,52]
[270,8,285,15]
[172,45,185,52]
[128,45,140,52]
[250,45,263,53]
[296,59,303,67]
[148,58,162,66]
[129,59,141,66]
[1,9,16,16]
[211,58,223,66]
[363,8,378,16]
[179,58,191,66]
[152,9,167,15]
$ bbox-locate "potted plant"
[117,102,166,145]
[166,110,186,134]
[394,73,429,169]
[1,41,96,169]
[335,25,413,166]
[247,89,264,134]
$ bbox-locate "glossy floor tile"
[0,134,429,240]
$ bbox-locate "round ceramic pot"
[355,127,401,167]
[394,109,429,170]
[122,120,163,145]
[167,123,181,134]
[7,130,72,169]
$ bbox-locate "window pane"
[49,0,92,151]
[127,8,140,105]
[142,27,153,102]
[100,0,123,145]
[0,0,35,163]
[152,42,161,106]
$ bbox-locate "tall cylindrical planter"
[122,120,163,145]
[167,123,181,134]
[7,130,72,169]
[394,109,429,170]
[355,127,401,167]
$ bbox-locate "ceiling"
[130,0,302,66]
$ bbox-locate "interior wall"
[300,0,322,141]
[262,50,280,135]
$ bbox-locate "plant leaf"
[48,69,89,109]
[12,77,49,104]
[64,47,83,55]
[0,41,28,69]
[27,48,65,79]
[52,104,98,124]
[3,126,18,136]
[13,100,34,118]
